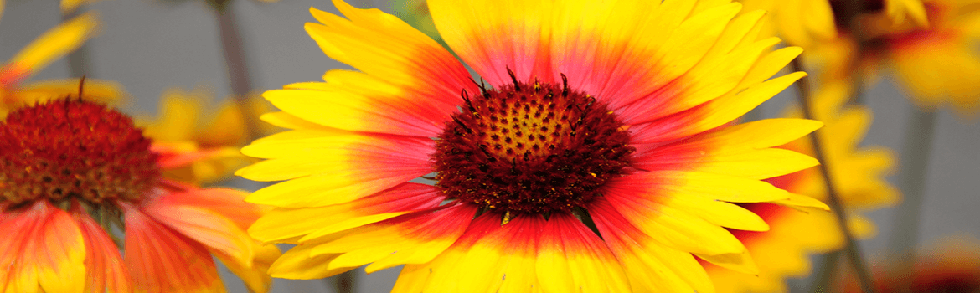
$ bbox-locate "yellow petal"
[692,148,819,179]
[697,250,759,275]
[667,196,770,231]
[259,111,335,131]
[644,171,793,203]
[7,13,98,80]
[214,242,280,293]
[267,240,356,280]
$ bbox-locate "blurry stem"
[210,0,260,141]
[63,9,91,78]
[810,250,842,293]
[791,58,877,293]
[333,271,356,293]
[888,107,938,293]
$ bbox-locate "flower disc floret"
[0,99,159,204]
[433,75,634,214]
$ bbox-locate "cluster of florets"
[434,75,634,215]
[0,100,159,205]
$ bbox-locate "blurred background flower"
[841,237,980,293]
[138,87,278,185]
[740,0,980,113]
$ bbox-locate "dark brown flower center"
[0,99,160,206]
[433,74,634,215]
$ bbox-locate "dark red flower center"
[433,74,634,215]
[0,99,160,206]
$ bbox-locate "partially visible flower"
[0,99,279,293]
[738,0,928,49]
[860,0,980,113]
[704,81,898,293]
[743,0,980,114]
[240,0,827,292]
[140,88,278,184]
[842,237,980,293]
[0,13,124,118]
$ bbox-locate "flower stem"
[887,106,938,292]
[209,0,261,142]
[790,58,878,293]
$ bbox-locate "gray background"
[1,0,977,292]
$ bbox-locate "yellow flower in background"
[0,98,279,293]
[743,0,980,113]
[738,0,927,49]
[871,0,980,113]
[0,13,124,119]
[140,88,278,185]
[705,81,898,293]
[240,0,828,292]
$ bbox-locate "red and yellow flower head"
[0,96,279,291]
[704,80,899,293]
[239,0,833,292]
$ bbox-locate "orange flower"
[0,99,278,293]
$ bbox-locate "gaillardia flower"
[744,0,980,113]
[141,88,278,184]
[241,0,825,291]
[737,0,927,49]
[705,81,897,293]
[864,0,980,113]
[0,99,278,293]
[0,13,124,119]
